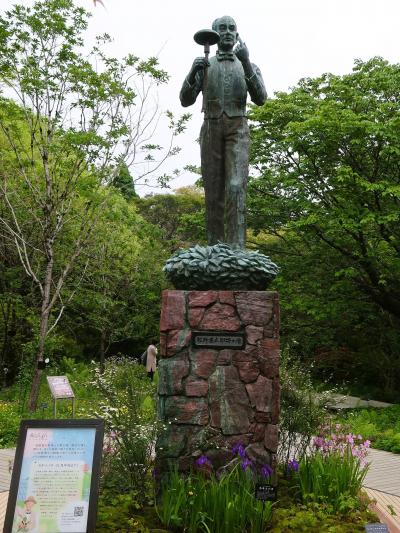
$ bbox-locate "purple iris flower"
[287,459,299,472]
[232,443,246,459]
[241,458,253,471]
[260,464,273,478]
[196,455,212,467]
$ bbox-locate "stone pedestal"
[156,290,280,473]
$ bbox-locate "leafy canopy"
[249,57,400,319]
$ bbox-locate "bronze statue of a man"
[180,16,267,249]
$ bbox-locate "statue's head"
[212,15,238,52]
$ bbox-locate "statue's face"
[215,16,238,51]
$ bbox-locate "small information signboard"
[47,376,75,417]
[47,376,74,398]
[365,524,390,532]
[255,483,277,502]
[192,331,245,350]
[3,419,104,533]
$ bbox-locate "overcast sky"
[2,0,400,194]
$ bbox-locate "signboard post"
[3,419,104,533]
[47,376,75,418]
[255,483,276,531]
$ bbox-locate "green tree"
[248,58,400,394]
[67,190,166,371]
[137,185,206,251]
[0,0,186,410]
[111,163,138,201]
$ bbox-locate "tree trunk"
[27,257,53,412]
[28,367,43,412]
[99,329,106,374]
[27,308,49,412]
[0,301,10,388]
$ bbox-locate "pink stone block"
[190,350,218,379]
[245,443,271,465]
[200,303,240,331]
[232,351,255,364]
[189,291,218,307]
[246,375,273,413]
[259,355,280,379]
[264,424,278,453]
[160,290,186,332]
[160,332,167,357]
[237,361,260,383]
[271,378,280,424]
[264,295,280,337]
[209,366,252,435]
[245,325,264,345]
[259,337,280,378]
[217,349,233,365]
[261,337,280,354]
[166,329,191,357]
[158,357,190,395]
[218,291,236,306]
[254,411,272,424]
[164,396,209,425]
[225,434,252,448]
[249,423,266,442]
[235,291,274,326]
[188,307,205,328]
[185,378,209,397]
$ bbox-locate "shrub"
[296,427,370,513]
[96,491,151,533]
[0,401,20,448]
[338,405,400,453]
[279,349,331,466]
[157,448,273,533]
[92,356,158,501]
[272,499,376,532]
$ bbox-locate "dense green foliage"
[248,57,400,398]
[297,450,367,513]
[339,405,400,453]
[271,498,376,533]
[137,186,206,252]
[0,0,180,391]
[1,0,391,530]
[0,358,378,531]
[158,464,272,533]
[0,357,103,446]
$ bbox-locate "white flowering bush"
[91,356,158,499]
[279,349,333,467]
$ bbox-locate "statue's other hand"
[234,36,249,63]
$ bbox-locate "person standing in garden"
[146,342,157,381]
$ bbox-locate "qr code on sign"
[74,506,84,517]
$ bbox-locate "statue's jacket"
[180,54,267,119]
